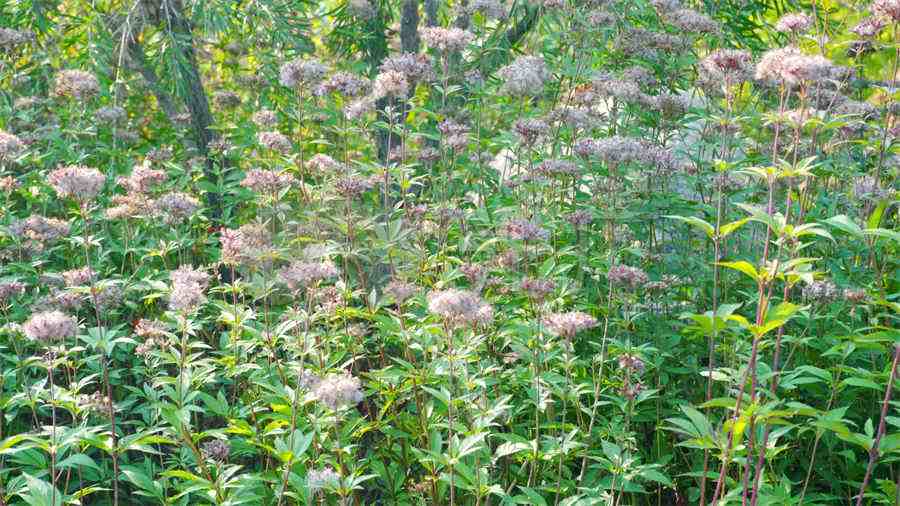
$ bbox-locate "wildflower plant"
[0,1,897,505]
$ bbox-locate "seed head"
[316,72,370,98]
[220,223,272,266]
[279,260,339,291]
[313,373,364,410]
[802,280,839,303]
[47,165,105,201]
[385,279,418,304]
[521,277,555,302]
[420,27,474,53]
[0,131,24,160]
[155,192,200,224]
[497,56,550,96]
[241,168,296,193]
[0,281,26,303]
[873,0,900,21]
[168,265,210,313]
[608,264,649,289]
[95,105,127,123]
[372,70,410,99]
[542,311,598,338]
[279,58,328,89]
[117,161,166,194]
[257,131,293,154]
[308,467,341,491]
[54,70,100,100]
[24,310,78,342]
[201,439,230,462]
[775,13,813,33]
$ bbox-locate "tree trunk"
[161,0,223,222]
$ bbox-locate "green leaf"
[720,218,750,238]
[717,261,759,282]
[639,468,673,487]
[664,215,715,238]
[823,215,864,238]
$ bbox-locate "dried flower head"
[24,310,78,342]
[665,8,720,33]
[279,58,328,89]
[344,97,375,119]
[497,56,550,96]
[10,215,71,243]
[843,288,867,304]
[348,0,376,18]
[252,109,278,128]
[420,27,474,53]
[0,176,20,193]
[502,218,549,241]
[155,192,200,223]
[514,118,549,145]
[0,280,27,303]
[257,131,293,154]
[802,280,839,303]
[95,105,127,123]
[313,373,364,410]
[201,439,230,462]
[241,168,296,193]
[700,49,754,85]
[775,13,813,33]
[379,54,435,83]
[307,153,344,174]
[0,28,34,50]
[543,311,598,338]
[468,0,507,19]
[618,353,646,373]
[427,288,494,327]
[279,260,339,291]
[169,265,210,312]
[117,161,166,194]
[521,277,555,302]
[608,264,649,289]
[335,176,373,198]
[220,223,272,266]
[213,91,241,109]
[62,267,95,287]
[385,279,417,304]
[566,209,593,227]
[54,70,100,100]
[372,70,410,99]
[460,263,488,285]
[0,131,24,160]
[47,165,105,201]
[873,0,900,21]
[307,467,341,491]
[135,319,167,339]
[316,72,370,97]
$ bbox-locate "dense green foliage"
[0,0,898,504]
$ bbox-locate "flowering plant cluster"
[0,0,897,505]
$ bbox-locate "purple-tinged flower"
[542,311,598,338]
[24,310,78,342]
[47,165,105,201]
